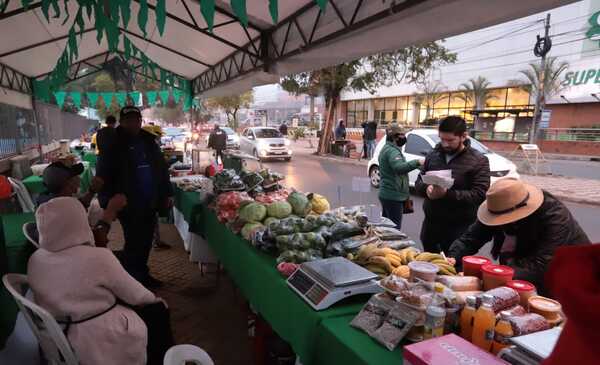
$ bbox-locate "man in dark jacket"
[279,122,288,136]
[448,179,590,296]
[207,124,227,164]
[96,106,173,288]
[415,116,490,253]
[96,115,117,155]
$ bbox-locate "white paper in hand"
[421,170,454,189]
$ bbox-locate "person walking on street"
[96,106,173,288]
[448,178,590,296]
[208,124,227,164]
[415,116,490,253]
[279,122,288,136]
[378,124,423,230]
[335,120,346,140]
[362,120,378,159]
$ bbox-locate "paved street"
[546,159,600,180]
[263,143,600,245]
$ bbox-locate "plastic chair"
[22,221,40,248]
[2,274,79,365]
[163,344,214,365]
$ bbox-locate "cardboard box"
[404,334,509,365]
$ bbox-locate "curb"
[310,154,600,206]
[497,152,600,162]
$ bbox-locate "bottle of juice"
[472,294,496,351]
[459,295,477,341]
[492,311,514,354]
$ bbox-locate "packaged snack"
[380,275,410,294]
[350,295,393,334]
[455,291,484,306]
[436,275,481,292]
[484,286,520,312]
[408,261,439,282]
[371,305,419,350]
[507,313,550,336]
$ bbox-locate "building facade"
[338,0,600,155]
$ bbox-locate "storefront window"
[507,87,530,107]
[487,88,508,108]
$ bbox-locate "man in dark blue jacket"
[97,106,173,288]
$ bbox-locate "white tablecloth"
[173,207,217,264]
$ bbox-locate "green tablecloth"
[314,315,404,365]
[22,163,93,195]
[173,188,406,364]
[82,152,97,169]
[0,213,36,349]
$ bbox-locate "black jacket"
[96,126,116,155]
[448,191,590,296]
[97,126,172,211]
[208,129,227,150]
[279,124,288,135]
[415,141,490,225]
[361,121,377,141]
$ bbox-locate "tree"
[518,57,568,104]
[280,42,456,154]
[458,76,496,110]
[415,77,447,123]
[89,73,122,121]
[205,91,253,129]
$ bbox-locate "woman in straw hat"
[448,178,590,296]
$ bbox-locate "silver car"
[240,127,292,161]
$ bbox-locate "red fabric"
[542,244,600,365]
[0,176,12,199]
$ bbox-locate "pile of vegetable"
[215,191,252,223]
[213,169,245,191]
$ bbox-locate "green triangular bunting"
[183,95,193,112]
[138,0,149,37]
[115,92,127,107]
[200,0,215,32]
[101,92,114,106]
[172,89,183,104]
[156,0,166,35]
[86,92,99,108]
[231,0,248,28]
[159,90,170,105]
[146,91,158,106]
[268,0,278,23]
[70,91,82,109]
[54,91,67,109]
[129,91,141,106]
[315,0,327,12]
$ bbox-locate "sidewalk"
[297,141,600,206]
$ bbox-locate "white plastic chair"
[22,222,39,248]
[2,274,78,365]
[163,344,214,365]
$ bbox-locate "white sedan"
[367,128,519,188]
[240,127,292,161]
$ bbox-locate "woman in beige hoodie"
[28,197,161,364]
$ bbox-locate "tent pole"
[31,94,44,163]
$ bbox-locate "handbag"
[403,198,414,214]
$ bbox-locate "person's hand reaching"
[426,185,447,200]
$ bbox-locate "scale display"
[287,257,382,310]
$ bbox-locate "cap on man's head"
[43,161,84,194]
[386,123,406,138]
[120,106,142,120]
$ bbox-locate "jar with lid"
[424,306,446,340]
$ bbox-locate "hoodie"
[28,197,157,365]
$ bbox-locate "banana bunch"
[351,244,457,276]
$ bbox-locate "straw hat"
[477,178,544,226]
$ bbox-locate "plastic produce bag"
[329,221,364,241]
[508,313,550,336]
[350,294,394,335]
[371,305,419,351]
[483,286,520,312]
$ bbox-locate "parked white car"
[240,127,292,161]
[367,129,519,188]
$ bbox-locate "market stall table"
[22,163,93,195]
[0,213,35,349]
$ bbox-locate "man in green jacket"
[378,124,423,229]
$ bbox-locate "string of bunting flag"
[52,90,200,111]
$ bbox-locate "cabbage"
[287,192,312,217]
[241,222,265,240]
[264,217,280,227]
[267,201,292,219]
[239,203,267,223]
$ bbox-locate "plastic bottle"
[492,311,514,354]
[472,294,496,351]
[459,295,477,342]
[424,306,446,340]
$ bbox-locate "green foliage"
[458,76,495,110]
[290,127,306,141]
[518,57,569,102]
[205,91,254,129]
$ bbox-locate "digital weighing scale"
[287,257,383,311]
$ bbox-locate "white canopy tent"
[0,0,579,101]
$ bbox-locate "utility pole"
[530,13,552,144]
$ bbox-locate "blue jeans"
[366,140,376,159]
[379,198,404,230]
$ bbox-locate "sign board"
[540,110,552,122]
[352,177,371,193]
[520,144,540,151]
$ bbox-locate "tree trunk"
[317,97,337,155]
[309,95,315,129]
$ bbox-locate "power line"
[450,21,543,53]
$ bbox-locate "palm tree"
[458,76,496,110]
[414,79,447,124]
[519,57,569,142]
[519,57,568,105]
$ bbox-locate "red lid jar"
[506,280,537,307]
[462,256,491,278]
[481,264,514,290]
